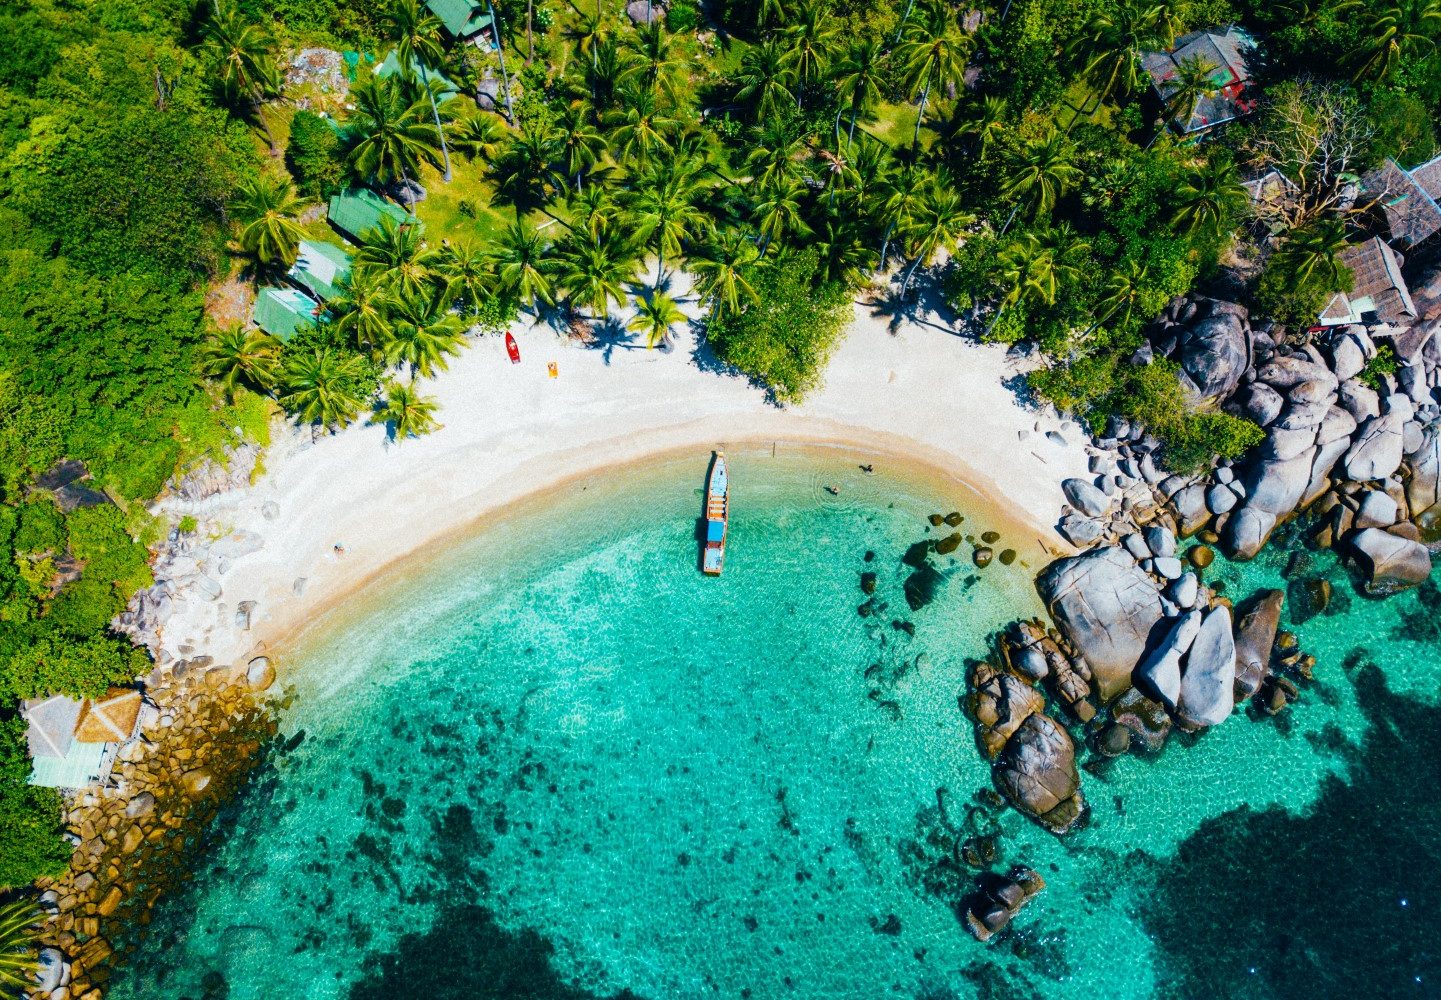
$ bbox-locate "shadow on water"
[1140,662,1441,999]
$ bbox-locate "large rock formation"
[1151,297,1253,401]
[1232,590,1283,701]
[1037,547,1165,701]
[1348,527,1432,595]
[1175,605,1236,729]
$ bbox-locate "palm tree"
[280,348,370,430]
[329,270,395,352]
[1346,0,1441,80]
[781,0,838,106]
[387,0,454,180]
[894,0,973,147]
[875,162,927,268]
[758,0,790,27]
[735,38,795,122]
[753,177,813,254]
[199,326,282,396]
[347,76,444,200]
[814,212,871,286]
[353,216,438,299]
[436,240,496,316]
[628,291,688,347]
[490,220,555,306]
[692,230,764,318]
[200,0,281,149]
[1273,217,1351,287]
[956,95,1007,157]
[1089,257,1150,335]
[558,102,608,191]
[1171,156,1249,237]
[383,288,468,376]
[623,23,685,104]
[899,182,974,292]
[491,124,565,219]
[629,164,712,290]
[567,0,608,77]
[1164,53,1219,128]
[744,117,806,189]
[570,184,623,237]
[553,227,642,318]
[0,901,42,995]
[1003,129,1082,219]
[231,175,307,268]
[996,230,1082,312]
[586,36,627,112]
[449,110,507,161]
[606,87,678,168]
[834,39,886,149]
[1068,0,1176,102]
[372,379,442,439]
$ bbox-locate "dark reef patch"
[1140,663,1441,998]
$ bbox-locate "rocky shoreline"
[957,297,1441,940]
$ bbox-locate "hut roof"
[425,0,493,37]
[73,689,143,744]
[253,286,323,342]
[327,188,418,244]
[1319,238,1417,327]
[374,49,460,101]
[289,239,353,301]
[1143,26,1256,134]
[22,695,83,759]
[1363,155,1441,248]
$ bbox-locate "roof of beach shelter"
[1143,26,1255,134]
[73,688,143,744]
[289,239,353,301]
[1364,155,1441,248]
[253,286,322,341]
[327,188,419,243]
[425,0,493,36]
[374,49,460,101]
[22,695,84,759]
[29,740,108,789]
[1319,238,1417,326]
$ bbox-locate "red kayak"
[505,331,521,364]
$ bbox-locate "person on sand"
[333,543,346,557]
[825,485,840,496]
[860,464,874,474]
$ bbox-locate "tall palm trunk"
[847,105,859,150]
[526,0,535,63]
[489,1,516,122]
[879,220,895,270]
[421,66,453,182]
[892,0,916,45]
[912,78,930,148]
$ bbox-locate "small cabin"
[374,49,460,102]
[1362,154,1441,249]
[253,286,324,341]
[25,690,145,790]
[327,188,420,244]
[288,240,353,302]
[1318,238,1417,328]
[1143,27,1256,135]
[425,0,494,41]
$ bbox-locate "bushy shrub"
[666,0,699,31]
[286,111,346,200]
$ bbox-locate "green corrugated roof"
[289,240,353,301]
[327,188,419,242]
[253,287,321,341]
[426,0,493,35]
[29,740,107,789]
[374,49,460,101]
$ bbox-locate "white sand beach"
[152,286,1092,666]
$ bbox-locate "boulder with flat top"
[991,713,1087,834]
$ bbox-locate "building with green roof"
[289,240,353,301]
[327,188,419,243]
[253,287,322,341]
[375,49,460,102]
[425,0,494,39]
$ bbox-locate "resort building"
[288,239,353,302]
[424,0,494,41]
[25,690,145,789]
[1362,154,1441,248]
[1317,237,1418,328]
[1143,26,1256,135]
[327,188,419,244]
[253,286,324,341]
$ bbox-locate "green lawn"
[413,155,520,245]
[862,100,926,150]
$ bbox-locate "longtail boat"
[702,451,728,576]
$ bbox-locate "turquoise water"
[110,449,1441,1000]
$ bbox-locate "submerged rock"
[904,565,946,610]
[963,866,1046,942]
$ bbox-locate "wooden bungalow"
[1143,27,1257,135]
[1318,238,1418,328]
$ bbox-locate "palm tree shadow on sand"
[864,267,968,338]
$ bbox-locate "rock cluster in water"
[962,866,1046,942]
[26,657,280,1000]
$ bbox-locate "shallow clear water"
[111,450,1441,1000]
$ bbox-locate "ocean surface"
[109,447,1441,1000]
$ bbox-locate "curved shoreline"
[149,306,1091,672]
